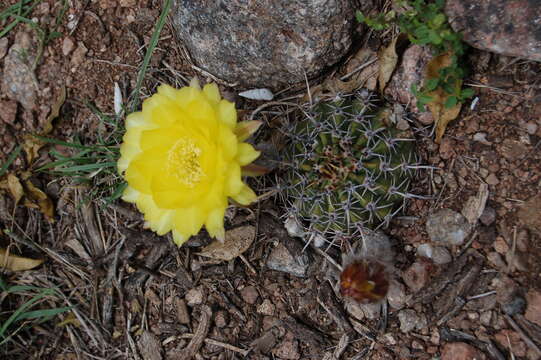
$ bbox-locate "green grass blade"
[129,0,172,112]
[15,306,72,321]
[0,291,50,335]
[52,162,117,173]
[0,144,22,177]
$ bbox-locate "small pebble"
[525,122,538,135]
[62,36,75,56]
[398,309,427,333]
[487,252,506,269]
[402,261,430,292]
[493,236,509,254]
[240,285,259,305]
[502,295,526,316]
[426,209,472,246]
[480,311,492,326]
[479,206,496,226]
[417,243,452,264]
[257,299,275,316]
[473,132,491,145]
[486,173,500,185]
[185,287,205,306]
[387,280,406,310]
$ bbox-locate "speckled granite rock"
[171,0,355,89]
[2,30,38,110]
[445,0,541,62]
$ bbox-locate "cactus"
[283,91,424,246]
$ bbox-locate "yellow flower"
[118,80,261,246]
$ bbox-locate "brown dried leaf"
[378,35,401,93]
[43,85,66,135]
[24,180,55,222]
[22,85,66,164]
[198,225,255,261]
[234,120,263,142]
[424,52,462,143]
[241,163,271,177]
[0,248,44,271]
[0,173,24,205]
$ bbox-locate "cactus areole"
[285,91,421,243]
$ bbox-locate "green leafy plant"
[357,0,474,110]
[0,277,71,347]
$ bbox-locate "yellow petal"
[236,143,260,166]
[121,186,140,202]
[232,184,257,205]
[203,83,221,105]
[218,100,236,129]
[205,206,226,241]
[151,176,202,208]
[125,112,152,130]
[173,207,205,239]
[172,230,187,246]
[149,210,175,235]
[140,127,182,151]
[218,125,238,160]
[118,143,139,174]
[185,98,218,139]
[157,84,180,102]
[225,163,243,196]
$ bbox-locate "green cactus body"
[285,92,420,244]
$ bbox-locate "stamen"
[167,138,204,187]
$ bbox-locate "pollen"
[167,138,204,187]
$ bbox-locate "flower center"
[167,138,204,187]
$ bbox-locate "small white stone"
[284,216,304,238]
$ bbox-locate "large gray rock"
[445,0,541,62]
[171,0,355,89]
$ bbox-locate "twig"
[238,254,257,275]
[249,101,306,121]
[179,333,250,356]
[504,314,541,356]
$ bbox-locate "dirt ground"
[1,0,541,359]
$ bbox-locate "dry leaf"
[24,180,55,222]
[56,312,81,328]
[241,163,271,177]
[0,173,24,205]
[42,85,66,135]
[378,34,407,93]
[234,120,263,142]
[306,48,377,101]
[424,52,462,143]
[198,225,255,261]
[0,248,44,271]
[23,85,66,164]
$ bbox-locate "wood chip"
[137,330,163,360]
[461,183,489,224]
[175,298,190,324]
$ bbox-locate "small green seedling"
[357,0,474,110]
